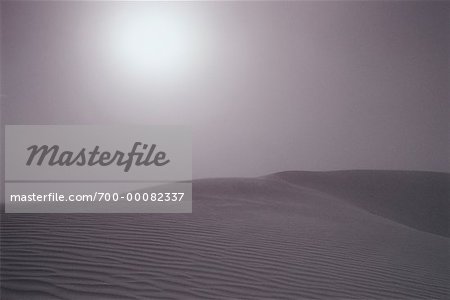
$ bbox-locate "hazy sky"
[1,1,449,178]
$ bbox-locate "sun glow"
[103,6,206,85]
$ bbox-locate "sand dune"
[266,170,450,237]
[1,171,449,299]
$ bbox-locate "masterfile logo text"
[4,125,192,213]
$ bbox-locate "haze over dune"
[1,170,449,299]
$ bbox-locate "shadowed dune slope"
[265,170,450,237]
[1,171,449,299]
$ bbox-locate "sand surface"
[1,170,449,299]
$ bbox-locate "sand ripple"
[2,172,449,299]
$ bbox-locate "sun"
[103,6,205,85]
